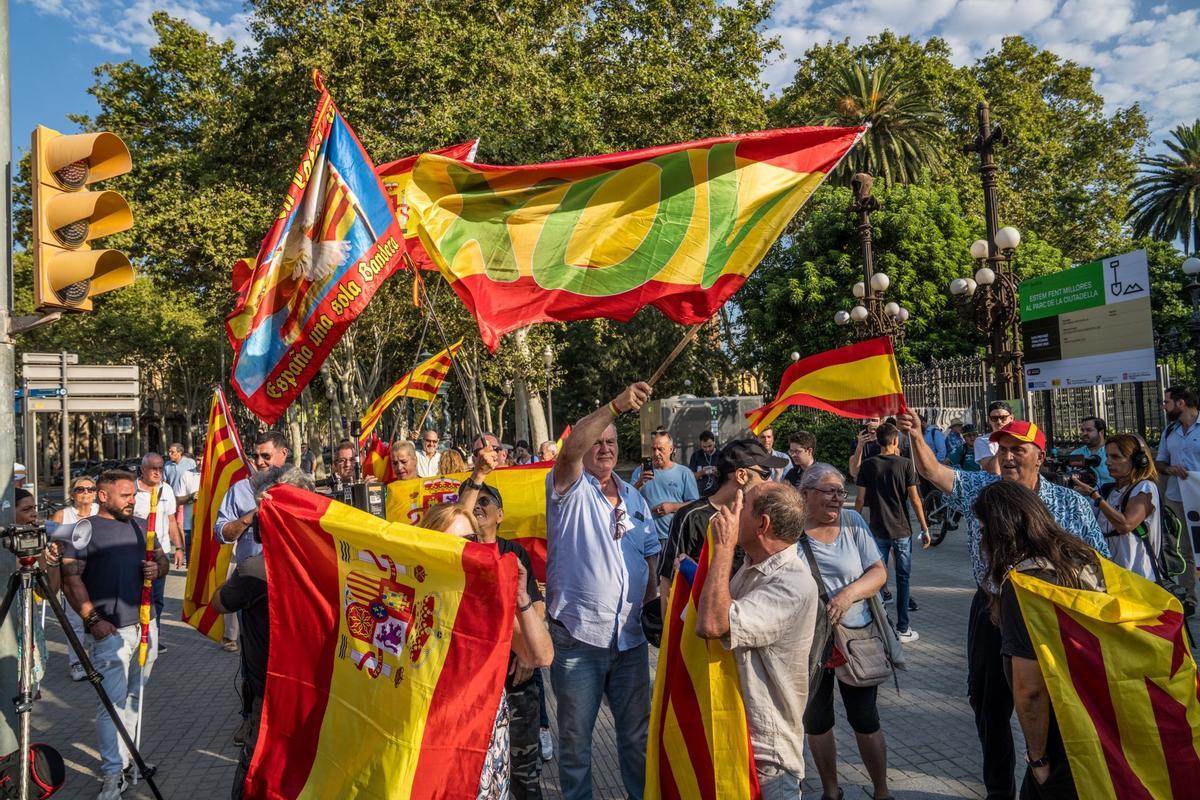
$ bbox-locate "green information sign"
[1019,261,1104,322]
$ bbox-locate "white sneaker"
[96,772,127,800]
[70,662,86,682]
[539,727,554,761]
[898,628,920,642]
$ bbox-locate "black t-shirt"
[657,498,746,583]
[486,538,542,689]
[782,464,805,489]
[219,571,269,698]
[689,450,720,497]
[855,453,917,539]
[65,515,157,629]
[849,439,882,463]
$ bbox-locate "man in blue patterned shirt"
[897,410,1108,800]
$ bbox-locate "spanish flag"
[377,140,479,271]
[183,388,249,642]
[361,432,394,483]
[386,466,550,581]
[246,485,517,799]
[358,339,462,446]
[409,126,864,351]
[747,337,904,433]
[1010,559,1200,799]
[647,531,759,799]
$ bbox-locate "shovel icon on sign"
[1109,259,1123,296]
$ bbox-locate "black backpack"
[0,744,65,799]
[1103,482,1189,604]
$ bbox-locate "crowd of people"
[18,380,1200,800]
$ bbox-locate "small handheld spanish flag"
[747,337,905,433]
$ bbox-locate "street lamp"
[947,101,1024,401]
[833,173,909,341]
[542,345,555,439]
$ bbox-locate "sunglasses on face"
[989,414,1011,423]
[475,495,496,509]
[74,486,96,494]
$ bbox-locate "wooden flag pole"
[417,279,485,440]
[647,322,705,388]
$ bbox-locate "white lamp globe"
[1183,257,1200,276]
[950,278,968,295]
[870,272,890,293]
[833,311,851,326]
[975,267,996,286]
[970,239,989,260]
[995,226,1021,251]
[898,307,910,322]
[965,278,978,294]
[790,351,801,361]
[850,305,869,322]
[852,281,866,299]
[884,301,900,317]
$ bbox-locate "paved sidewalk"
[33,521,1190,799]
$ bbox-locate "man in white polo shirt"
[1155,385,1200,612]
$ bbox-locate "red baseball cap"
[993,419,1046,451]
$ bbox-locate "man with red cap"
[896,410,1108,800]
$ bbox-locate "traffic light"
[31,125,135,312]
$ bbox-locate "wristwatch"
[464,479,485,491]
[1025,753,1049,768]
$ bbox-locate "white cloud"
[20,0,254,53]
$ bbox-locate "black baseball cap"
[460,479,503,508]
[717,439,788,476]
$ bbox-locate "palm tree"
[814,60,943,187]
[1128,121,1200,254]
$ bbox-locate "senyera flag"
[358,339,463,446]
[377,140,478,271]
[408,126,864,351]
[386,465,549,581]
[246,485,517,799]
[226,71,407,424]
[647,529,759,800]
[183,387,249,642]
[1010,559,1200,799]
[747,336,904,433]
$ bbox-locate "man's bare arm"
[896,410,956,494]
[553,382,652,495]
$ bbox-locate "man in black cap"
[458,445,547,800]
[657,439,787,616]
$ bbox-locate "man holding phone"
[632,430,700,542]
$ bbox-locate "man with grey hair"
[416,429,441,477]
[213,465,312,799]
[696,482,819,797]
[631,430,699,542]
[135,452,185,637]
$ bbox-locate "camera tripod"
[0,553,164,800]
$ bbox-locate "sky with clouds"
[11,0,1197,152]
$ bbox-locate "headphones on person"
[1131,447,1150,470]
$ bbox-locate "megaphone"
[46,518,93,550]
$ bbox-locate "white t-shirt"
[1099,479,1160,581]
[974,433,999,464]
[61,503,98,524]
[416,451,440,478]
[134,481,177,553]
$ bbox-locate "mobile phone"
[642,457,654,473]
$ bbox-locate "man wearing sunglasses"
[975,401,1014,475]
[657,439,786,617]
[545,381,660,800]
[416,429,441,477]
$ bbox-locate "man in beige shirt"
[697,482,818,798]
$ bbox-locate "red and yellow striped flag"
[361,432,394,482]
[137,485,159,667]
[747,336,905,433]
[386,465,550,581]
[1010,559,1200,799]
[245,485,517,799]
[358,339,463,446]
[183,388,249,642]
[647,530,760,799]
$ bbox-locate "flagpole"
[389,266,440,444]
[647,322,705,388]
[133,485,159,786]
[417,279,484,439]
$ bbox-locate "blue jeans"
[549,622,650,799]
[874,536,912,632]
[757,764,801,799]
[91,621,157,775]
[152,575,165,625]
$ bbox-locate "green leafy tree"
[1128,121,1200,255]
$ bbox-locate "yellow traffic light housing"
[31,126,135,312]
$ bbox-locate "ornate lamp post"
[947,102,1023,401]
[834,173,909,341]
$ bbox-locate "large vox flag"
[226,73,407,424]
[386,465,550,581]
[747,336,904,433]
[358,339,463,446]
[408,126,864,350]
[1010,559,1200,799]
[377,140,478,271]
[183,388,249,642]
[647,532,759,800]
[246,485,517,799]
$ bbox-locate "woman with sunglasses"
[798,463,893,800]
[52,476,99,682]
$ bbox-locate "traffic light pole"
[0,0,23,752]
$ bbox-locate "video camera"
[1042,451,1101,488]
[312,420,387,519]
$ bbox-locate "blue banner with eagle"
[226,71,407,424]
